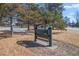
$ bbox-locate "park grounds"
[0,26,79,56]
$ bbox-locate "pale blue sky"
[63,3,79,23]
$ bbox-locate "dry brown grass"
[0,30,79,56]
[53,30,79,47]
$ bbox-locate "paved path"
[67,27,79,32]
[0,27,27,32]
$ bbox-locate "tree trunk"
[10,17,13,36]
[44,19,47,28]
[27,20,30,31]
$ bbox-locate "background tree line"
[0,3,67,32]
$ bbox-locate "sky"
[63,3,79,23]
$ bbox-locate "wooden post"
[48,27,52,46]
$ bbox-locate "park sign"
[34,24,52,46]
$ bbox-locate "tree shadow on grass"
[17,40,48,48]
[54,39,79,49]
[0,30,12,39]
